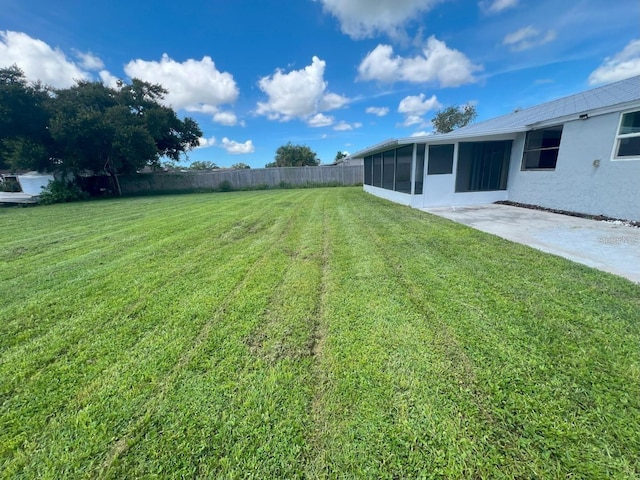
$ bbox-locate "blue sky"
[2,0,639,168]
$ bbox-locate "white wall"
[364,185,412,206]
[507,111,640,221]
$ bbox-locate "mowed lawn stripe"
[0,187,639,478]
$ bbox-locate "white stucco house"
[352,75,640,222]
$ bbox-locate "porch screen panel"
[373,153,382,187]
[414,144,425,194]
[364,156,373,185]
[395,145,413,193]
[428,144,454,174]
[456,141,512,192]
[382,150,395,190]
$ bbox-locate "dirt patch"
[495,201,640,228]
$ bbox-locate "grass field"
[1,187,639,478]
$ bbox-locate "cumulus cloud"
[221,137,255,154]
[124,54,239,124]
[358,37,481,87]
[588,39,640,85]
[366,106,390,117]
[256,56,349,125]
[197,137,217,149]
[213,111,239,126]
[0,30,91,88]
[308,113,335,127]
[410,130,432,137]
[503,26,556,51]
[479,0,518,14]
[398,93,441,127]
[75,51,104,70]
[334,121,362,131]
[317,0,442,39]
[99,70,121,89]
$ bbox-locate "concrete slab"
[423,204,640,284]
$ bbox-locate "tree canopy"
[431,105,477,134]
[267,143,320,167]
[335,151,348,161]
[0,66,202,192]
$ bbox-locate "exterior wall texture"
[118,165,363,195]
[507,112,640,221]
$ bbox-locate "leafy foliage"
[335,151,348,161]
[231,162,251,169]
[188,160,219,170]
[0,66,202,189]
[268,142,319,167]
[38,179,89,204]
[431,104,477,134]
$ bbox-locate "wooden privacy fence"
[117,165,363,195]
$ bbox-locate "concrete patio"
[424,204,640,284]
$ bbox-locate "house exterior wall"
[363,185,412,206]
[507,111,640,221]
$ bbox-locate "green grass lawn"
[1,187,639,478]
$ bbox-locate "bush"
[39,180,89,205]
[218,180,234,192]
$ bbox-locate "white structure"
[0,172,54,203]
[352,75,640,221]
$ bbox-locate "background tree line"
[0,65,202,193]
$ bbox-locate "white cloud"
[410,130,433,137]
[197,137,217,149]
[358,37,481,87]
[503,26,556,51]
[75,51,104,70]
[256,56,349,123]
[317,0,443,39]
[588,39,640,85]
[221,137,255,154]
[308,113,335,127]
[319,92,350,111]
[124,54,239,124]
[333,121,362,131]
[479,0,518,14]
[99,70,121,89]
[213,111,239,126]
[398,93,441,115]
[398,93,441,128]
[366,106,390,116]
[0,30,91,88]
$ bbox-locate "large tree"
[268,142,320,167]
[48,79,202,193]
[431,105,477,134]
[0,66,52,171]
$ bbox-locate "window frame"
[611,109,640,161]
[521,125,564,171]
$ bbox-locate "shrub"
[218,180,234,192]
[39,180,89,205]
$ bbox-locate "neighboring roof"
[353,75,640,158]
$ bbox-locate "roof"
[353,75,640,157]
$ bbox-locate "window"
[414,144,425,195]
[372,153,382,187]
[614,110,640,159]
[522,125,563,170]
[382,150,395,190]
[428,144,454,175]
[364,156,373,185]
[456,141,512,192]
[395,145,413,193]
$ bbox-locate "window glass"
[364,156,373,185]
[395,145,412,193]
[615,111,640,158]
[382,150,395,190]
[428,144,454,175]
[373,154,382,187]
[414,144,425,195]
[456,141,512,192]
[522,125,563,170]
